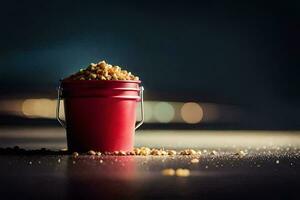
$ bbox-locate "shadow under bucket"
[56,80,144,152]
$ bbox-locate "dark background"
[0,0,299,129]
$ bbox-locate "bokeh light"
[181,102,203,124]
[136,101,154,122]
[153,102,175,123]
[21,98,62,119]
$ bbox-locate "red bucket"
[56,80,144,152]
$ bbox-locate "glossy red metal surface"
[61,80,141,152]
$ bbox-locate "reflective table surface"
[0,127,299,200]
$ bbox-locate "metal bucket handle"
[56,83,144,130]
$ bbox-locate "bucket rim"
[61,79,141,84]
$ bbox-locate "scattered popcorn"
[104,152,113,155]
[161,150,168,156]
[167,150,177,156]
[191,158,199,163]
[96,152,102,156]
[113,151,127,156]
[76,148,213,157]
[235,150,247,157]
[133,148,141,155]
[151,149,162,156]
[127,151,136,155]
[72,152,79,157]
[87,150,96,155]
[175,168,190,177]
[161,168,176,176]
[180,149,197,156]
[210,150,218,155]
[139,147,151,156]
[161,168,191,177]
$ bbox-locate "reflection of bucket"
[56,80,144,152]
[66,156,137,199]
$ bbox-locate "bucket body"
[61,80,141,152]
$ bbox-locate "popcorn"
[72,152,79,157]
[112,151,127,156]
[161,168,176,176]
[139,147,151,156]
[210,150,218,156]
[151,149,162,156]
[175,168,190,177]
[87,150,96,155]
[190,158,199,163]
[179,149,197,156]
[161,168,191,177]
[82,148,204,158]
[234,150,247,157]
[167,150,177,156]
[96,152,102,156]
[68,60,139,81]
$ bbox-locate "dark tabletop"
[0,128,300,200]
